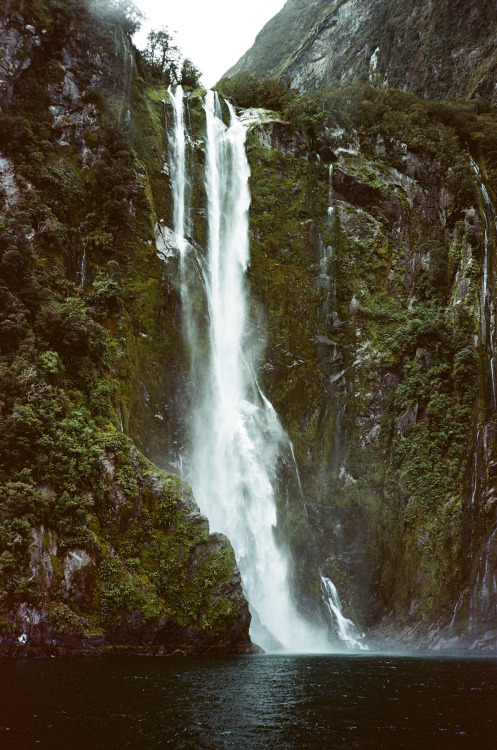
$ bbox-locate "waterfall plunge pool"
[0,653,495,748]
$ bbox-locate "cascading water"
[166,90,367,651]
[168,86,189,258]
[321,577,367,650]
[317,164,366,649]
[470,156,497,409]
[120,29,134,124]
[78,246,87,287]
[166,88,335,652]
[451,158,497,641]
[167,86,201,376]
[468,429,482,557]
[468,526,497,639]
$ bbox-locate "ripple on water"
[0,654,495,748]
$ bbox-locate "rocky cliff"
[226,0,497,103]
[0,0,252,655]
[2,0,497,654]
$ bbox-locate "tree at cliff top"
[93,0,144,35]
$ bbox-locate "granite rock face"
[227,0,497,103]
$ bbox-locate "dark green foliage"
[217,75,296,112]
[383,305,477,511]
[181,59,202,89]
[222,77,497,188]
[142,27,182,86]
[37,299,104,355]
[93,0,143,36]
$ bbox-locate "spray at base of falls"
[166,87,364,652]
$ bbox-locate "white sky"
[133,0,286,88]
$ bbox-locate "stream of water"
[470,155,497,408]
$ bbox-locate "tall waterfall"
[166,88,355,652]
[470,156,497,409]
[168,86,189,252]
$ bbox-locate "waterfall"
[78,246,87,287]
[168,86,189,254]
[317,163,366,648]
[167,85,204,389]
[470,156,497,409]
[468,526,497,639]
[321,577,367,650]
[120,29,134,124]
[328,163,334,207]
[469,431,480,556]
[167,88,332,652]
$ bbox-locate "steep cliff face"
[2,0,497,654]
[238,86,497,648]
[0,0,252,655]
[226,0,497,103]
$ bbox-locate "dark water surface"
[0,653,496,749]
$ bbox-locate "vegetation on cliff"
[217,72,497,641]
[1,0,497,650]
[0,0,250,652]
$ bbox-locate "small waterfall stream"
[451,157,497,640]
[468,525,497,640]
[321,577,367,649]
[120,30,134,124]
[319,162,366,648]
[470,155,497,409]
[78,246,87,287]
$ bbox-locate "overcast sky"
[133,0,286,88]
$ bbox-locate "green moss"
[0,0,244,644]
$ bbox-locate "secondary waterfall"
[321,577,367,649]
[470,155,497,409]
[167,88,363,652]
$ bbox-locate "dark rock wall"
[244,105,497,648]
[227,0,497,104]
[0,0,252,654]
